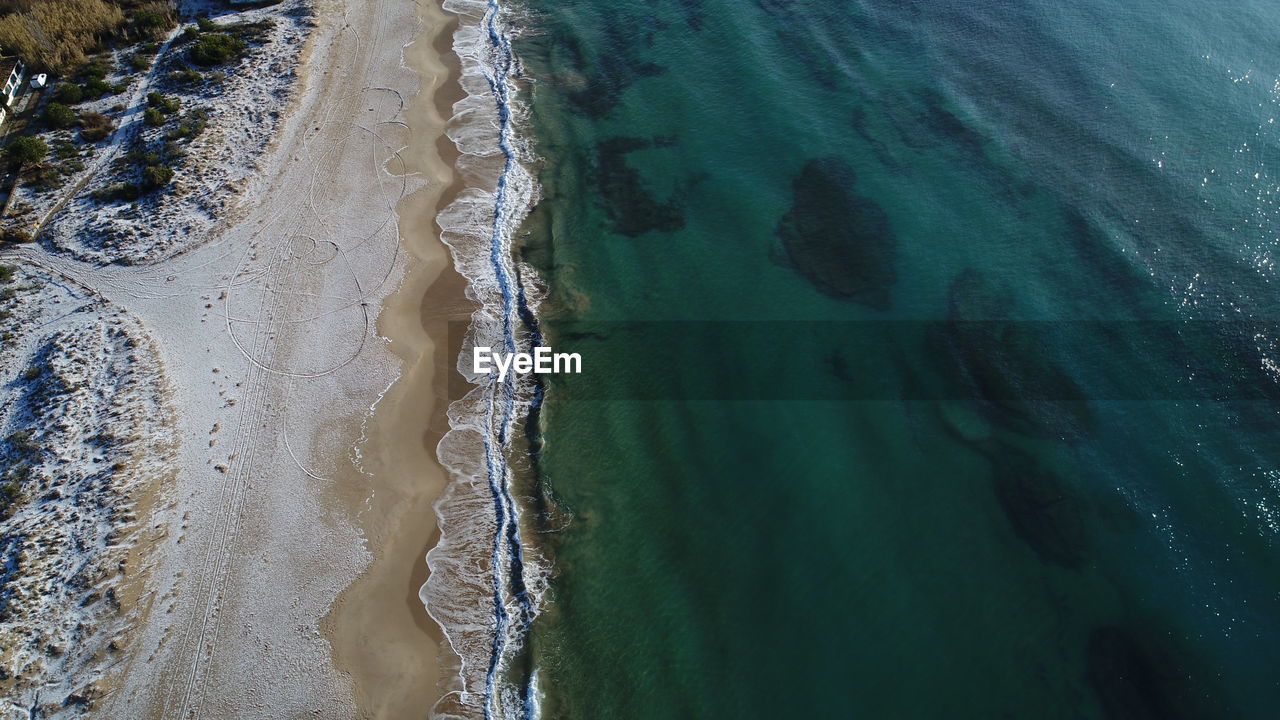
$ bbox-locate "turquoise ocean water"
[461,0,1280,715]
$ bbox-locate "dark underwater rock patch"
[775,157,897,309]
[562,27,665,119]
[931,270,1094,441]
[983,442,1086,568]
[594,137,686,237]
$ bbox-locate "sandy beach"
[0,0,462,715]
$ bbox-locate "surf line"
[478,0,543,718]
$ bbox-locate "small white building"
[0,56,24,125]
[0,57,24,106]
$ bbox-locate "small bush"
[52,84,83,105]
[167,67,202,86]
[189,33,246,66]
[195,16,217,32]
[93,181,140,202]
[3,227,32,244]
[80,58,111,82]
[4,136,47,168]
[128,53,151,72]
[143,107,165,126]
[27,165,63,192]
[79,111,114,142]
[43,103,75,129]
[147,92,180,113]
[131,3,176,39]
[141,164,173,189]
[0,265,12,283]
[165,109,208,141]
[82,77,113,100]
[225,19,274,42]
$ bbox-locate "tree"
[43,102,75,129]
[52,83,83,104]
[5,136,47,168]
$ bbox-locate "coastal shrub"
[0,265,12,282]
[180,25,198,43]
[0,0,126,71]
[27,164,63,192]
[127,52,151,72]
[143,107,164,126]
[81,57,110,81]
[189,32,246,66]
[43,102,75,129]
[141,164,172,189]
[81,76,113,100]
[207,70,225,84]
[4,136,47,168]
[167,66,201,86]
[53,140,77,158]
[195,16,216,33]
[165,109,208,141]
[225,19,274,42]
[3,226,31,243]
[52,83,83,104]
[92,180,140,202]
[147,91,179,113]
[129,3,177,40]
[79,111,113,141]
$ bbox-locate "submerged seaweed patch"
[562,27,666,118]
[1085,625,1237,720]
[594,137,686,237]
[775,157,897,309]
[981,441,1086,568]
[930,270,1094,440]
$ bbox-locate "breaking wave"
[423,0,547,718]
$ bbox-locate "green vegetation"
[143,107,163,126]
[166,66,202,86]
[4,136,47,168]
[52,83,83,104]
[146,91,179,113]
[188,32,246,66]
[127,51,150,72]
[92,180,139,202]
[164,109,208,141]
[141,163,171,189]
[0,265,12,283]
[42,102,75,129]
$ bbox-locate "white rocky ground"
[0,265,174,717]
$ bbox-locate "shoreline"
[324,0,471,716]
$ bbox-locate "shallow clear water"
[506,0,1280,715]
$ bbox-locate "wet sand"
[325,0,471,716]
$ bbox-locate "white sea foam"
[424,1,548,718]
